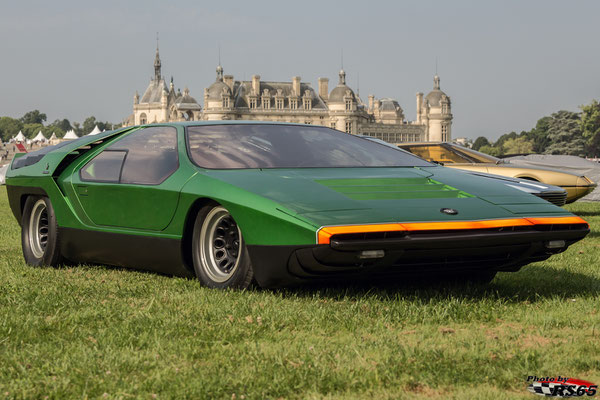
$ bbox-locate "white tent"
[49,132,57,141]
[88,125,102,135]
[63,130,79,140]
[14,131,26,142]
[32,131,47,143]
[0,164,8,185]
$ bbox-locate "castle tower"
[423,75,452,141]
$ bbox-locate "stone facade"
[125,48,453,144]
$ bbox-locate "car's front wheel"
[192,204,254,289]
[21,196,63,266]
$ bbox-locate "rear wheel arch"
[21,195,63,266]
[7,186,49,226]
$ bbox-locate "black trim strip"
[60,227,194,278]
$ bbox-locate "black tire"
[191,204,254,289]
[21,196,63,266]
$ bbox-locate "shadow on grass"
[273,266,600,303]
[585,231,600,238]
[572,210,600,217]
[43,260,600,304]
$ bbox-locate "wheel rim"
[198,207,242,283]
[29,199,49,259]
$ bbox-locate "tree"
[472,136,490,151]
[82,116,98,134]
[20,110,47,125]
[0,116,23,142]
[22,123,45,139]
[543,110,586,156]
[43,122,65,138]
[494,131,517,149]
[478,145,504,157]
[72,122,82,136]
[502,137,534,155]
[52,119,72,133]
[580,99,600,156]
[527,116,553,153]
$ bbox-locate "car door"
[71,125,186,231]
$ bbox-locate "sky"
[0,0,598,140]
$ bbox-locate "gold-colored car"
[398,142,596,203]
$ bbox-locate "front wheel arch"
[516,176,540,182]
[190,203,254,289]
[181,198,219,272]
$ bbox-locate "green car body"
[5,122,590,287]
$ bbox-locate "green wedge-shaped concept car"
[5,122,589,288]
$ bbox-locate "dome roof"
[176,87,198,104]
[206,80,231,100]
[425,90,446,107]
[328,68,357,103]
[425,75,449,107]
[175,88,201,110]
[329,85,356,103]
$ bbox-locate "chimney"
[368,94,374,112]
[416,92,424,123]
[252,75,260,95]
[224,75,234,91]
[318,77,329,100]
[292,76,301,96]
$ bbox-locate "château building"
[125,46,453,144]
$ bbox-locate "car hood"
[203,166,571,227]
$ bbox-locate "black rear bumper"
[248,225,589,288]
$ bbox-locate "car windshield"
[449,144,502,163]
[399,143,503,164]
[186,124,432,169]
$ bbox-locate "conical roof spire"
[154,32,162,81]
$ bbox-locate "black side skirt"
[60,227,194,278]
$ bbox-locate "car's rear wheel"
[21,196,63,266]
[192,204,254,289]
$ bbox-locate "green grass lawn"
[1,185,599,399]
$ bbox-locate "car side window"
[80,150,126,182]
[80,126,178,185]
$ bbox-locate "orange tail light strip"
[316,215,588,244]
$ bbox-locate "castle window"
[139,113,147,124]
[345,121,352,134]
[303,98,311,110]
[345,99,352,111]
[290,99,298,110]
[249,98,257,109]
[331,122,337,129]
[262,98,270,109]
[442,125,448,141]
[442,103,448,114]
[304,120,312,125]
[222,97,230,108]
[276,98,284,109]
